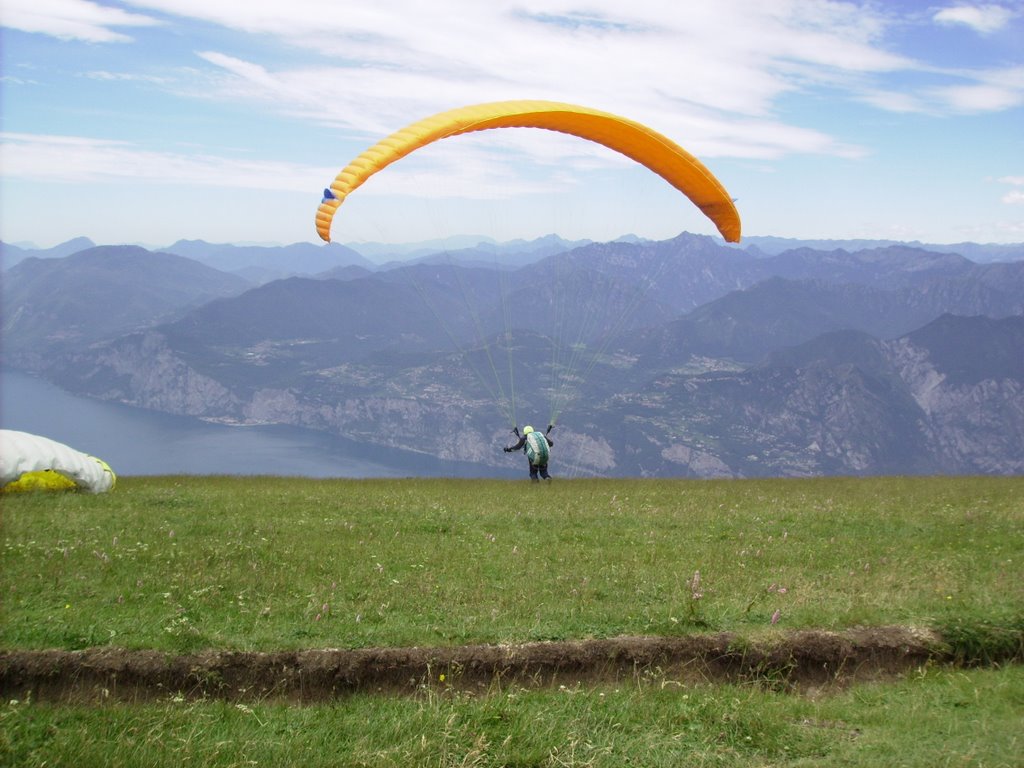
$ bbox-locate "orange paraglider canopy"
[316,100,741,243]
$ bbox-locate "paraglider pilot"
[504,425,554,481]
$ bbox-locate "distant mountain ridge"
[5,232,1022,272]
[161,240,373,283]
[3,233,1022,477]
[741,236,1024,263]
[1,237,98,265]
[2,245,251,368]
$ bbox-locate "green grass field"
[2,475,1022,766]
[4,666,1022,767]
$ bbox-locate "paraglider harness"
[505,425,553,467]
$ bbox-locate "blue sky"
[2,0,1022,249]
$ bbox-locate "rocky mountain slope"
[4,235,1022,477]
[2,246,251,368]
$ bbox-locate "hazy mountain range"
[3,232,1022,477]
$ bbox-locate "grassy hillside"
[2,667,1021,767]
[3,475,1022,767]
[3,476,1021,652]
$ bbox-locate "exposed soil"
[1,625,984,703]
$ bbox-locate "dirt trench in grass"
[0,625,987,703]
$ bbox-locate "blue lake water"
[1,369,504,478]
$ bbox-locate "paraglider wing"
[0,430,116,493]
[316,100,741,243]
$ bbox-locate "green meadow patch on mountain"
[2,475,1022,767]
[3,475,1020,652]
[2,667,1022,768]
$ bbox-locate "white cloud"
[190,49,867,166]
[0,133,324,192]
[859,65,1024,116]
[156,0,903,165]
[994,176,1024,206]
[2,0,161,43]
[857,89,927,113]
[936,83,1022,112]
[82,70,171,83]
[0,130,583,200]
[0,75,37,86]
[5,1,1022,245]
[125,1,914,122]
[933,4,1014,34]
[930,66,1024,113]
[33,0,1010,147]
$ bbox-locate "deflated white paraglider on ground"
[0,430,116,493]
